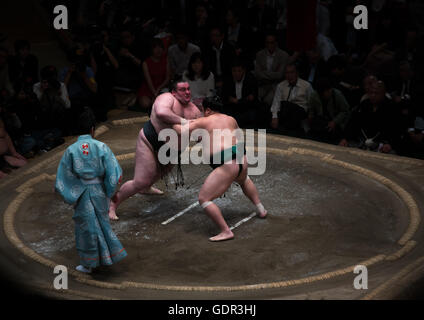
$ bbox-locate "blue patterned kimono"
[55,135,127,268]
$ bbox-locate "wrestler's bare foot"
[209,230,234,242]
[257,209,267,219]
[139,186,164,195]
[108,208,119,221]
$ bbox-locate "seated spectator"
[397,116,424,159]
[12,82,43,156]
[8,40,39,88]
[360,74,379,104]
[153,18,174,55]
[391,61,418,105]
[205,26,236,92]
[0,113,27,179]
[137,39,171,111]
[34,66,70,136]
[90,28,119,111]
[247,0,277,53]
[340,81,401,154]
[307,78,351,144]
[270,63,313,135]
[298,47,328,89]
[114,28,144,91]
[327,54,363,108]
[190,3,212,52]
[182,52,215,107]
[59,49,100,127]
[0,47,14,97]
[224,7,252,61]
[34,66,71,110]
[395,26,419,66]
[167,26,201,79]
[254,31,289,107]
[222,60,261,128]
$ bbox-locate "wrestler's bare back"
[185,113,240,157]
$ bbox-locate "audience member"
[0,47,14,97]
[222,59,261,128]
[224,7,251,60]
[205,26,236,92]
[90,28,120,111]
[340,81,401,154]
[247,0,277,52]
[190,3,212,52]
[137,38,171,111]
[8,40,39,87]
[298,47,328,88]
[167,26,201,79]
[59,48,100,127]
[307,77,351,144]
[35,65,70,135]
[114,28,144,91]
[182,52,215,107]
[270,63,313,135]
[254,31,290,107]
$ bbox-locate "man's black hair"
[285,62,298,72]
[315,77,332,95]
[14,39,30,52]
[327,55,347,71]
[203,96,223,113]
[40,65,58,81]
[231,58,246,69]
[169,76,186,92]
[174,24,190,37]
[78,107,96,134]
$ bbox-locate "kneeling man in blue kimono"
[55,108,127,274]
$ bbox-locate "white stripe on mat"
[161,202,199,225]
[230,212,257,230]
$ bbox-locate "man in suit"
[205,26,236,94]
[222,60,261,128]
[254,32,290,107]
[298,47,328,89]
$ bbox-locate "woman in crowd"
[182,52,215,107]
[137,39,171,111]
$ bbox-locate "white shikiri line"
[230,212,257,231]
[161,202,199,225]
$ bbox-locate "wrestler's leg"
[108,130,161,220]
[199,162,239,242]
[4,155,27,167]
[0,170,8,179]
[235,156,267,218]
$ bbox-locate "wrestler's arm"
[154,94,187,125]
[173,117,208,135]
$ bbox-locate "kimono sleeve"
[102,144,123,199]
[55,148,83,205]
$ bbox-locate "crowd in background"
[1,0,424,178]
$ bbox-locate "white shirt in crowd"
[227,23,241,44]
[235,75,245,100]
[33,82,71,109]
[271,78,313,118]
[168,43,200,76]
[266,51,275,72]
[182,71,215,100]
